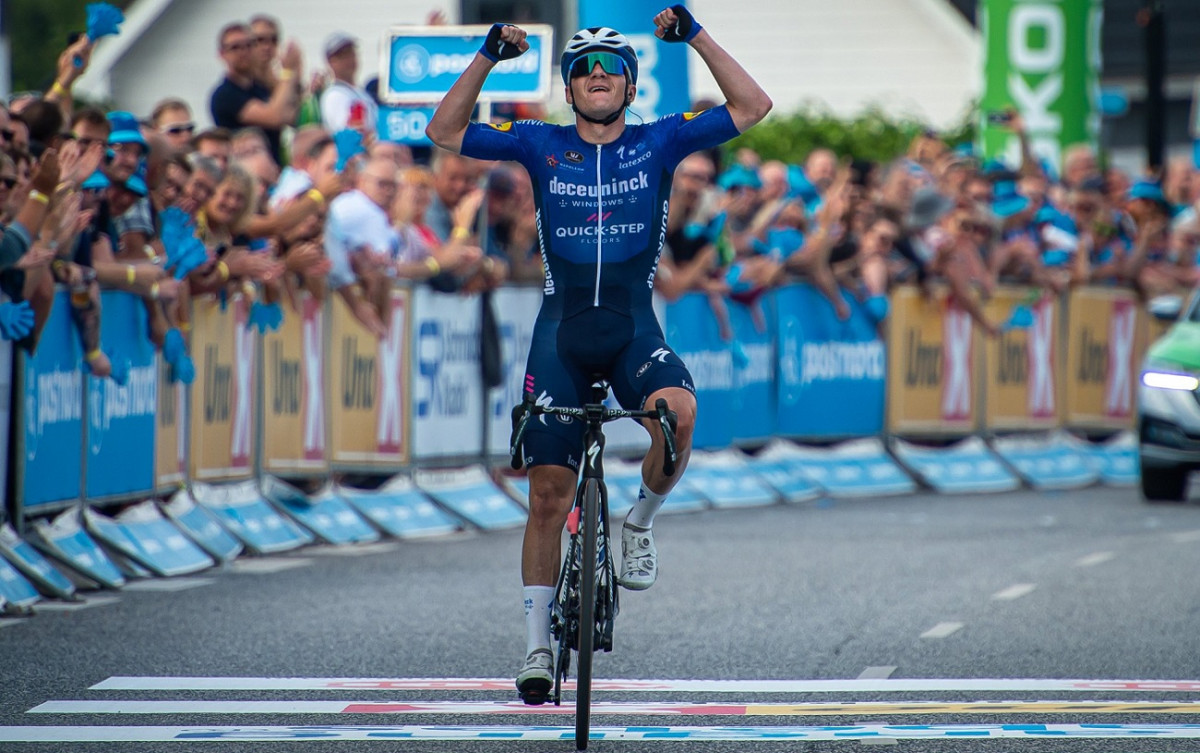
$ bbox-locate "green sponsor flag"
[979,0,1102,174]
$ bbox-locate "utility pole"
[1140,0,1165,173]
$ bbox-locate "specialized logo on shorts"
[636,362,651,378]
[487,121,513,132]
[545,154,559,168]
[565,150,584,163]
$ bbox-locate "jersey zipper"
[593,143,603,307]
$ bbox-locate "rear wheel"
[1140,461,1188,502]
[575,479,600,750]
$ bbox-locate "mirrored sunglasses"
[164,122,195,135]
[569,52,626,79]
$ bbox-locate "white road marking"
[34,597,120,612]
[920,622,964,639]
[1170,529,1200,544]
[123,578,215,592]
[991,583,1036,601]
[10,723,1200,742]
[229,558,312,574]
[96,676,1200,693]
[307,543,400,557]
[1074,551,1114,567]
[856,666,896,680]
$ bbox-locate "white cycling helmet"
[560,27,639,85]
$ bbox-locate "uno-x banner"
[979,0,1102,172]
[189,295,255,482]
[981,287,1061,431]
[578,0,692,122]
[262,293,328,475]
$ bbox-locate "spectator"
[249,14,283,88]
[1067,176,1127,284]
[1124,178,1186,299]
[369,140,414,170]
[319,32,377,134]
[482,164,540,283]
[151,98,195,152]
[390,165,481,285]
[1061,142,1101,190]
[178,154,222,218]
[192,128,232,173]
[426,147,482,242]
[209,21,301,166]
[231,127,280,191]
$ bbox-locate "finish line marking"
[90,677,1200,693]
[8,723,1200,742]
[31,699,1200,716]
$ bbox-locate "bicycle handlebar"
[509,394,678,477]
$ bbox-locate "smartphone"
[987,111,1014,125]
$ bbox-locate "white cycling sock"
[523,585,554,655]
[625,482,667,529]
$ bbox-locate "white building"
[75,0,978,129]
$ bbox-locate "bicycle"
[509,381,678,750]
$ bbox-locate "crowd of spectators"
[0,10,1193,387]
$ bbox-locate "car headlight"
[1141,370,1200,391]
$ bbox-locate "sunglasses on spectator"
[0,176,16,188]
[680,170,713,182]
[162,122,195,136]
[0,129,12,141]
[256,35,278,45]
[224,40,256,52]
[569,52,627,79]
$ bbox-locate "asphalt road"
[4,485,1200,752]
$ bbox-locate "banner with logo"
[155,356,185,492]
[727,297,775,443]
[663,292,733,449]
[86,291,157,501]
[887,286,980,436]
[0,313,10,513]
[379,25,554,104]
[22,289,83,513]
[328,289,410,468]
[411,286,485,459]
[486,286,540,457]
[773,284,885,439]
[262,294,328,475]
[1063,286,1142,431]
[578,0,692,122]
[979,0,1102,172]
[981,287,1062,431]
[189,295,255,481]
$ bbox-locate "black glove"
[658,5,702,43]
[481,23,524,62]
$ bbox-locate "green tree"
[726,103,977,167]
[7,0,135,94]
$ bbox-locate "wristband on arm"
[659,4,702,43]
[480,23,523,62]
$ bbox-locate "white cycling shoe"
[618,523,657,591]
[516,648,554,705]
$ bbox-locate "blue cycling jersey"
[461,106,739,321]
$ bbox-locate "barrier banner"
[154,356,185,491]
[189,295,255,481]
[411,287,485,459]
[328,290,410,468]
[337,477,460,539]
[486,286,539,457]
[663,293,733,449]
[1063,286,1142,431]
[262,294,328,474]
[728,298,776,444]
[0,316,10,514]
[87,291,157,501]
[27,508,126,589]
[887,286,980,436]
[22,289,83,513]
[774,284,885,439]
[981,287,1061,431]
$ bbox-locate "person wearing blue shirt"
[426,5,771,705]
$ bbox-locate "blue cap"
[992,181,1030,218]
[106,110,147,150]
[80,170,109,191]
[718,164,762,191]
[1129,178,1168,207]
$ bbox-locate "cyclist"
[426,5,772,704]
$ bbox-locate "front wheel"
[574,478,600,750]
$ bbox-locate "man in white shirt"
[319,32,377,134]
